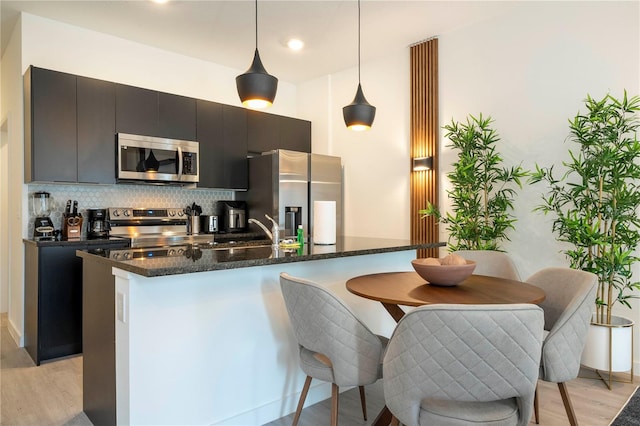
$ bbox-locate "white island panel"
[114,250,414,425]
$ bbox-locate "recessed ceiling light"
[287,39,304,51]
[151,0,169,4]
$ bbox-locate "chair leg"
[292,376,312,426]
[534,384,539,424]
[390,415,400,426]
[331,383,339,426]
[558,382,578,426]
[358,386,367,420]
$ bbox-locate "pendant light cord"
[358,0,361,84]
[255,0,258,50]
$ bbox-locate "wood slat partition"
[410,38,439,259]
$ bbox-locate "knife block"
[62,214,83,240]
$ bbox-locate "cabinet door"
[247,110,280,155]
[279,116,311,153]
[115,84,158,137]
[223,105,248,189]
[77,76,116,184]
[38,245,84,361]
[26,67,77,182]
[159,92,196,141]
[196,100,224,188]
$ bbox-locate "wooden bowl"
[411,259,476,286]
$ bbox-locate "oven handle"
[177,146,184,180]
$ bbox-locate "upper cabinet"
[77,76,116,184]
[115,85,196,141]
[25,67,78,183]
[196,101,248,190]
[24,66,310,189]
[247,111,311,155]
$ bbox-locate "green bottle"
[297,225,304,245]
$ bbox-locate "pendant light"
[343,0,376,131]
[236,0,278,109]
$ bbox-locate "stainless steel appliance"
[117,133,199,186]
[86,208,110,239]
[200,215,219,234]
[244,150,343,240]
[32,191,55,240]
[107,207,214,248]
[216,201,247,233]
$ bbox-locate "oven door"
[117,133,199,184]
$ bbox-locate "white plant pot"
[580,314,634,372]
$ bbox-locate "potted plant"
[530,91,640,386]
[420,113,526,251]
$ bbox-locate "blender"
[32,191,55,240]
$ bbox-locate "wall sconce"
[413,156,433,171]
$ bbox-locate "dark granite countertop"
[23,237,131,248]
[22,231,265,248]
[77,237,445,277]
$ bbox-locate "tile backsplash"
[27,183,235,238]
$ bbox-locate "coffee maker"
[86,209,110,239]
[32,191,55,240]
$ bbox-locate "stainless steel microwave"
[117,133,199,185]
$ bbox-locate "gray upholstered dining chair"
[279,272,387,426]
[453,250,521,280]
[383,303,544,426]
[526,267,598,426]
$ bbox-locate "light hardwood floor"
[1,317,637,426]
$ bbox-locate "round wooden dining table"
[346,271,546,322]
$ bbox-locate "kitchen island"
[78,237,444,425]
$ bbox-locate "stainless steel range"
[108,207,214,248]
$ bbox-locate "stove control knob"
[168,249,176,256]
[112,253,120,260]
[177,210,184,217]
[177,248,185,255]
[123,210,130,217]
[112,210,120,217]
[123,252,131,260]
[168,210,176,217]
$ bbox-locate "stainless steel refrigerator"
[244,150,343,240]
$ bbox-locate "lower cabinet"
[24,240,128,365]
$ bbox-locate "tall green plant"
[530,91,640,324]
[420,114,526,251]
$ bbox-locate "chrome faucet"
[248,214,280,247]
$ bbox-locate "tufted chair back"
[383,304,544,426]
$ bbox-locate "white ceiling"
[1,1,516,83]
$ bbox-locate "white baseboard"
[7,317,23,347]
[214,381,335,425]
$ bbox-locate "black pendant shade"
[343,83,376,131]
[236,0,277,109]
[236,48,278,109]
[343,0,375,131]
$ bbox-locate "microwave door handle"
[177,146,184,180]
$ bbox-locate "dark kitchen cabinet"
[247,110,311,154]
[24,239,129,366]
[115,84,196,141]
[196,100,248,189]
[159,92,197,140]
[279,115,311,152]
[222,105,248,189]
[25,243,83,365]
[24,67,77,182]
[77,76,116,184]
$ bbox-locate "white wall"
[299,47,411,240]
[438,1,640,358]
[439,1,639,280]
[0,15,26,343]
